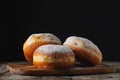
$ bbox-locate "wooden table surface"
[0,61,120,80]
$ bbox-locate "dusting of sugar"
[80,37,101,53]
[64,36,101,53]
[27,33,61,44]
[64,36,83,47]
[35,44,74,54]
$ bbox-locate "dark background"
[0,0,120,62]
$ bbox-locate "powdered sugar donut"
[23,33,62,63]
[33,44,75,69]
[63,36,103,66]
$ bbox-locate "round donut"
[23,33,62,63]
[63,36,103,66]
[33,44,75,69]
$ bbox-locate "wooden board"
[7,63,116,76]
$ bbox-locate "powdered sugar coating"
[27,33,61,44]
[35,44,74,55]
[63,36,101,53]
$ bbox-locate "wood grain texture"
[0,61,120,80]
[7,62,116,76]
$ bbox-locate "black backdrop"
[1,0,120,62]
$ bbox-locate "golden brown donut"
[33,44,75,69]
[23,33,62,63]
[63,36,103,66]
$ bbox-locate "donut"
[23,33,62,63]
[33,44,75,69]
[63,36,103,66]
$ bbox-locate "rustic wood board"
[7,63,116,76]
